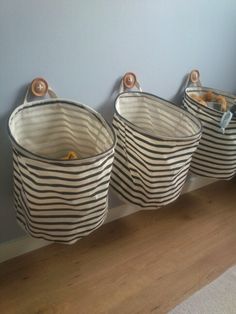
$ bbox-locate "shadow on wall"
[97,77,125,209]
[97,77,122,123]
[170,74,189,105]
[0,85,28,242]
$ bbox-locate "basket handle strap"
[185,69,202,88]
[119,72,142,94]
[23,77,57,104]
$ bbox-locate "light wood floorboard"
[1,180,236,314]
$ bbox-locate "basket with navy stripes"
[111,73,202,209]
[8,79,116,244]
[183,69,236,180]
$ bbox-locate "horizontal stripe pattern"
[111,92,201,209]
[8,99,115,244]
[184,87,236,179]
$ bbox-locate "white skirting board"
[0,175,217,263]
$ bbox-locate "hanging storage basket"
[183,69,236,179]
[111,73,202,209]
[8,78,116,244]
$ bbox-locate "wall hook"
[31,77,48,97]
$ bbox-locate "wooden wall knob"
[31,77,48,97]
[123,72,137,89]
[190,70,200,84]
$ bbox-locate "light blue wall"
[1,0,236,243]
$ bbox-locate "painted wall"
[0,0,236,243]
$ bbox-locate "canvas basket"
[111,74,202,209]
[184,70,236,180]
[8,84,116,244]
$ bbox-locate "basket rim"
[114,91,202,142]
[8,98,116,163]
[185,86,236,118]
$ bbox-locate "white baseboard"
[0,175,217,263]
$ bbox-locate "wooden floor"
[1,180,236,314]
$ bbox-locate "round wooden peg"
[31,77,48,97]
[190,69,200,84]
[123,72,137,89]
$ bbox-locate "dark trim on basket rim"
[114,91,202,141]
[8,98,117,163]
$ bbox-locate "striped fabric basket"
[8,80,116,244]
[111,73,202,209]
[183,70,236,179]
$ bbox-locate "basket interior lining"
[116,94,200,138]
[10,102,114,159]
